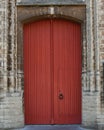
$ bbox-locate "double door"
[24,19,82,124]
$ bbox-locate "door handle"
[59,93,64,100]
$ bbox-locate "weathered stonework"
[16,0,86,5]
[0,0,104,129]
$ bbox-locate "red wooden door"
[24,19,81,125]
[24,20,52,124]
[53,20,81,124]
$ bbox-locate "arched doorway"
[24,19,82,125]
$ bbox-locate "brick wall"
[0,0,7,127]
[0,0,7,98]
[0,0,24,128]
[97,0,104,129]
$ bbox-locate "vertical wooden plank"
[24,20,51,124]
[53,19,82,124]
[50,20,54,124]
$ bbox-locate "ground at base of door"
[13,125,95,130]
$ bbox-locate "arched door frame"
[17,5,86,126]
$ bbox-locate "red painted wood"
[24,20,52,124]
[53,19,82,124]
[24,19,81,125]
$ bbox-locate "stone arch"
[17,5,86,126]
[17,6,86,82]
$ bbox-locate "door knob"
[59,93,64,100]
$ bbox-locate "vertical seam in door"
[50,19,54,124]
